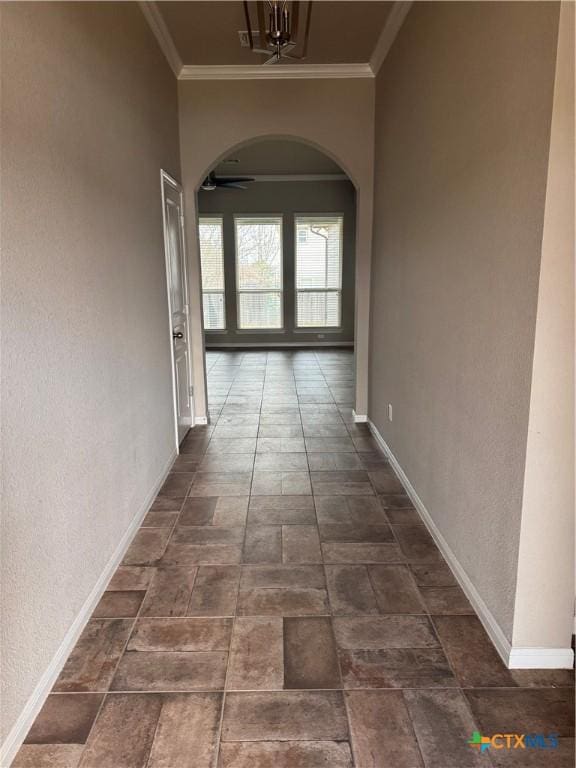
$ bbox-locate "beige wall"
[177,78,375,418]
[512,1,574,652]
[369,1,560,641]
[198,180,356,346]
[0,1,180,749]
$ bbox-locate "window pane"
[297,291,340,328]
[238,292,282,329]
[203,292,225,330]
[199,218,225,291]
[236,217,282,290]
[296,216,342,290]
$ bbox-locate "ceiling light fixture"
[242,1,312,65]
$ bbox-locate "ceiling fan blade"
[213,176,254,183]
[219,183,248,190]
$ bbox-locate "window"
[198,217,225,330]
[235,216,283,329]
[295,215,343,327]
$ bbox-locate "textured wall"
[513,2,574,650]
[0,2,180,742]
[198,180,356,345]
[178,78,375,418]
[369,1,559,640]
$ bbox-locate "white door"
[161,171,193,445]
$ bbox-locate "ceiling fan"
[200,172,255,191]
[242,1,313,65]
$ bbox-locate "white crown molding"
[367,418,574,670]
[0,450,178,768]
[370,1,413,75]
[139,1,183,77]
[209,174,348,182]
[140,0,411,81]
[179,63,373,80]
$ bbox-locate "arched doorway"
[181,133,371,426]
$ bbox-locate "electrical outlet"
[317,334,325,339]
[388,404,393,422]
[238,30,261,47]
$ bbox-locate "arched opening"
[193,136,358,426]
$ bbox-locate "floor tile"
[107,566,153,592]
[24,694,103,745]
[178,497,216,525]
[111,651,227,692]
[227,617,284,690]
[140,566,197,617]
[307,453,364,470]
[211,496,249,526]
[12,745,84,768]
[141,509,179,528]
[54,619,133,692]
[237,587,330,616]
[205,438,257,454]
[315,495,388,525]
[257,424,303,437]
[255,453,309,471]
[339,648,456,689]
[325,565,380,615]
[284,617,341,689]
[187,566,240,616]
[127,618,232,652]
[420,586,474,614]
[346,690,424,768]
[198,453,254,473]
[240,564,326,590]
[171,526,244,546]
[368,564,426,613]
[433,615,517,687]
[305,437,356,453]
[282,525,322,563]
[93,591,145,618]
[392,524,443,563]
[189,471,252,497]
[410,562,457,587]
[243,525,282,563]
[333,616,440,649]
[368,469,405,494]
[158,473,196,498]
[221,691,349,741]
[319,523,394,543]
[311,470,374,496]
[257,437,306,452]
[218,741,354,768]
[322,542,405,563]
[160,542,242,566]
[464,688,574,737]
[252,470,311,495]
[122,529,171,566]
[404,689,485,767]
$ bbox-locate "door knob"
[173,332,183,339]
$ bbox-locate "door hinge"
[189,385,194,396]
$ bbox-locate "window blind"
[295,215,343,327]
[235,216,283,329]
[198,217,225,330]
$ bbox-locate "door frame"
[160,169,194,451]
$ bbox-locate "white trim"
[367,418,574,670]
[370,1,413,74]
[205,341,353,348]
[352,410,368,423]
[139,2,183,77]
[179,63,374,80]
[508,647,574,670]
[194,415,209,426]
[0,451,177,768]
[208,174,349,183]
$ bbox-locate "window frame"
[234,213,284,332]
[198,215,226,332]
[294,213,344,331]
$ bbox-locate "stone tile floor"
[14,351,574,767]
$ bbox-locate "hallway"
[13,350,574,767]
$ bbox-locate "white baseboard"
[194,415,208,425]
[368,419,574,670]
[0,450,177,768]
[352,410,368,423]
[508,647,574,669]
[205,341,354,348]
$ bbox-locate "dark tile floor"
[14,350,574,767]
